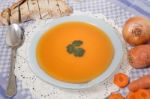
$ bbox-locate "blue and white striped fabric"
[110,0,150,18]
[0,0,150,99]
[0,85,12,99]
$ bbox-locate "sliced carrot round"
[135,89,150,99]
[126,92,136,99]
[113,73,129,88]
[108,93,124,99]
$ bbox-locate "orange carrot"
[128,74,150,92]
[135,89,150,99]
[128,45,150,69]
[108,93,124,99]
[113,73,129,88]
[126,92,136,99]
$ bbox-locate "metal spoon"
[5,24,24,97]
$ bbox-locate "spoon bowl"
[6,24,24,47]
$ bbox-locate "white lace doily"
[15,11,131,99]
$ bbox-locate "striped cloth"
[110,0,150,18]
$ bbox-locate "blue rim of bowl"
[28,15,124,89]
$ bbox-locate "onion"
[123,16,150,46]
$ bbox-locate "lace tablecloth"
[0,0,150,99]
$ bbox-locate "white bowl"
[28,16,124,89]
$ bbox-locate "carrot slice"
[126,92,136,99]
[135,89,150,99]
[113,73,129,88]
[108,93,124,99]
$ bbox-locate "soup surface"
[36,22,114,83]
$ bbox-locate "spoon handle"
[6,48,17,97]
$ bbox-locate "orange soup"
[36,22,114,83]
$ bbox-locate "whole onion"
[123,16,150,46]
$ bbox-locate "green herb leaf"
[74,48,85,57]
[67,44,75,54]
[66,40,85,57]
[72,40,83,46]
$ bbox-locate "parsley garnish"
[66,40,85,57]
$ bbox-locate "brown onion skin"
[123,16,150,46]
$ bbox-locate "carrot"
[128,45,150,69]
[126,92,136,99]
[108,93,124,99]
[135,89,150,99]
[128,74,150,92]
[113,73,129,88]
